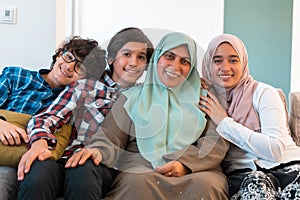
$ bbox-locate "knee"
[66,161,98,189]
[19,160,56,189]
[192,171,228,199]
[119,172,147,186]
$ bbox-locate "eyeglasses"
[62,50,87,76]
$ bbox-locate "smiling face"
[211,42,243,89]
[157,45,191,88]
[46,53,86,88]
[111,42,148,88]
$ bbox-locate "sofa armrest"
[289,92,300,146]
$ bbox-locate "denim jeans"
[0,166,18,200]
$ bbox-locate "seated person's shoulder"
[2,66,22,73]
[256,82,278,95]
[1,66,37,76]
[255,82,285,105]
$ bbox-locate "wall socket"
[0,6,17,24]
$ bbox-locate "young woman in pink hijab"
[200,33,300,199]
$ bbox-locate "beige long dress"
[88,94,230,200]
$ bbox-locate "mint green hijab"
[123,32,207,168]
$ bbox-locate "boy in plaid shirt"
[0,36,106,200]
[18,28,154,200]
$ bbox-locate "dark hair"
[106,27,154,76]
[51,36,106,79]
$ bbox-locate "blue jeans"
[0,166,18,200]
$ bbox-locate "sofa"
[277,89,300,146]
[288,91,300,146]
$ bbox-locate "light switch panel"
[0,6,17,24]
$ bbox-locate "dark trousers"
[18,158,117,200]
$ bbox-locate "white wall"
[291,0,300,92]
[0,0,224,75]
[0,0,56,72]
[70,0,224,74]
[0,1,297,91]
[75,0,223,47]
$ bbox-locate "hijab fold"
[123,32,207,168]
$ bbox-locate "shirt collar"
[102,71,121,88]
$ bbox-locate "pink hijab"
[202,34,260,131]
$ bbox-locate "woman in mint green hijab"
[70,32,229,199]
[123,32,207,168]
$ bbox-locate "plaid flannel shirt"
[0,66,63,114]
[27,71,121,157]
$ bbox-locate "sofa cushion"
[289,92,300,146]
[0,109,72,167]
